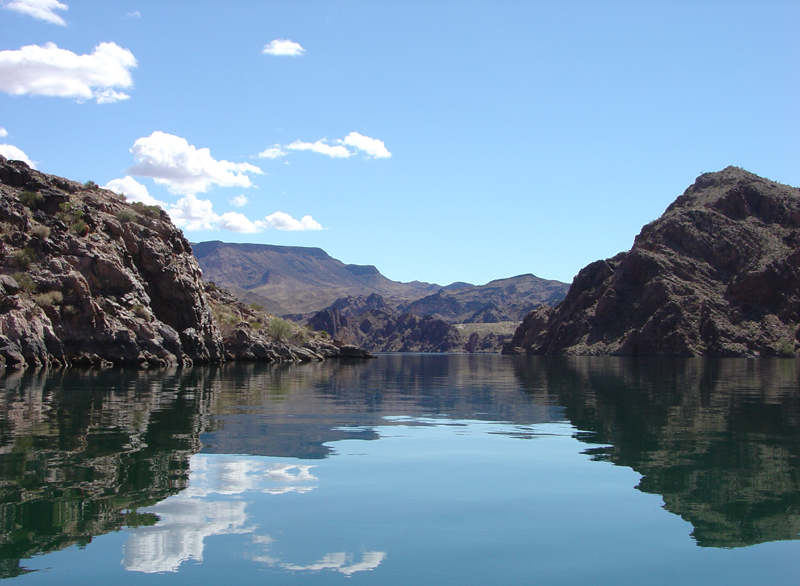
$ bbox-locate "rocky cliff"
[504,167,800,356]
[0,156,369,370]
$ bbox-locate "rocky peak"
[504,168,800,357]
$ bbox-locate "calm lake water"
[0,355,798,585]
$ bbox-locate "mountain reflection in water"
[0,355,797,579]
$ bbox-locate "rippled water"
[1,355,799,584]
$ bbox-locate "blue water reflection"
[1,355,799,585]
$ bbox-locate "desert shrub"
[268,318,293,342]
[290,329,308,345]
[33,291,63,306]
[12,272,36,293]
[131,202,162,219]
[71,220,89,237]
[30,225,51,239]
[131,304,151,321]
[777,338,796,358]
[116,209,136,222]
[12,248,35,270]
[19,190,43,209]
[249,303,264,312]
[249,319,263,330]
[317,330,330,339]
[83,180,98,189]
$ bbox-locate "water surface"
[0,355,798,584]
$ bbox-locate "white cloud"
[262,39,305,56]
[217,211,263,234]
[0,144,36,168]
[0,128,7,137]
[229,194,248,208]
[2,0,68,26]
[104,176,166,207]
[167,194,219,231]
[217,210,323,233]
[342,132,391,158]
[127,131,262,195]
[265,133,391,161]
[257,145,287,159]
[286,140,351,159]
[126,10,140,18]
[0,42,136,103]
[264,211,323,231]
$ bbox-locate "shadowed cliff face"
[511,356,800,548]
[505,167,800,356]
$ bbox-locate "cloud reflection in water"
[123,454,317,573]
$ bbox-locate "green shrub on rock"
[268,318,293,342]
[19,190,43,209]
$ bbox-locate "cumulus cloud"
[217,211,262,234]
[0,144,36,167]
[257,145,287,160]
[342,132,391,158]
[262,39,305,56]
[127,131,262,195]
[0,128,7,137]
[264,211,322,231]
[104,176,166,207]
[0,42,136,103]
[286,140,351,159]
[263,133,391,160]
[2,0,67,26]
[229,194,248,207]
[168,194,218,231]
[216,210,322,233]
[162,193,321,233]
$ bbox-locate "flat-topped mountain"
[505,167,800,356]
[193,241,570,321]
[192,240,438,315]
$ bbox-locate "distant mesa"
[505,166,800,357]
[193,240,570,353]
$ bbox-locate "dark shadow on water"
[509,356,800,548]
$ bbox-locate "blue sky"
[1,1,798,286]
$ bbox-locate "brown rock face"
[504,167,800,356]
[0,156,223,368]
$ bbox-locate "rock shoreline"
[0,156,372,370]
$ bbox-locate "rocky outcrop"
[306,293,519,353]
[205,282,372,362]
[0,156,371,369]
[308,306,463,353]
[0,156,223,369]
[504,167,800,356]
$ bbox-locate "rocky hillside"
[504,167,800,356]
[399,273,569,323]
[0,156,370,370]
[192,240,438,314]
[193,240,570,322]
[306,293,518,353]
